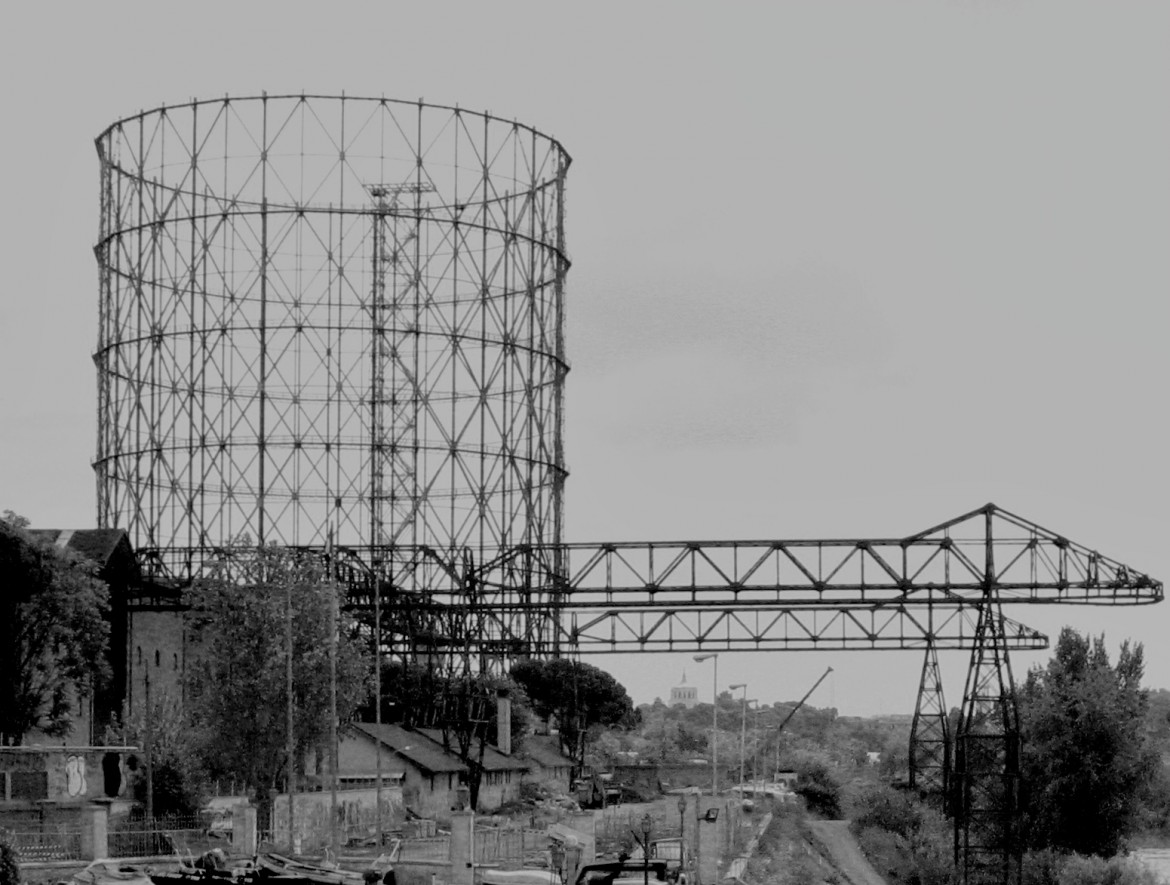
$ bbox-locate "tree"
[511,658,636,764]
[0,517,110,745]
[183,546,371,803]
[0,831,20,885]
[1018,628,1161,856]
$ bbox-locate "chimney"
[497,688,512,755]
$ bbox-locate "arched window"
[136,646,142,664]
[154,649,160,666]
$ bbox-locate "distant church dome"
[670,669,699,708]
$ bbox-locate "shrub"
[850,783,921,839]
[1056,854,1159,885]
[1022,851,1160,885]
[794,759,842,818]
[0,832,20,885]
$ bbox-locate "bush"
[1056,854,1159,885]
[850,783,921,839]
[1022,851,1160,885]
[849,785,957,885]
[0,832,20,885]
[794,759,842,818]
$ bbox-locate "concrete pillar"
[695,797,728,885]
[448,811,474,885]
[568,812,597,865]
[234,803,258,857]
[80,803,109,860]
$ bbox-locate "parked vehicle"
[647,839,687,883]
[573,861,669,885]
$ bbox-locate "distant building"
[25,528,140,744]
[670,670,699,708]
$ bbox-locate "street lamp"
[693,653,718,796]
[728,683,748,797]
[748,700,759,794]
[641,813,652,885]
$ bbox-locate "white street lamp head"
[729,683,746,690]
[693,653,718,663]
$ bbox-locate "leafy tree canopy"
[183,546,371,800]
[1019,627,1161,857]
[511,658,636,760]
[0,515,110,745]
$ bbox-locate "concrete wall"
[0,747,138,805]
[127,609,187,716]
[520,761,572,795]
[475,769,522,813]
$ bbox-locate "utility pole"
[729,683,748,796]
[693,654,719,796]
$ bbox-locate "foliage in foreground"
[184,545,371,801]
[1018,628,1162,856]
[0,832,19,885]
[1022,850,1160,885]
[110,695,207,816]
[849,783,956,885]
[0,515,110,745]
[511,658,637,763]
[790,754,843,819]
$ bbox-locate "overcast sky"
[2,2,1167,716]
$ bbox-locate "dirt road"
[804,820,888,885]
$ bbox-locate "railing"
[109,813,224,859]
[396,836,450,863]
[474,827,548,867]
[5,827,83,862]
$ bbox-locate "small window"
[136,646,142,664]
[155,650,160,666]
[173,653,179,671]
[11,771,49,801]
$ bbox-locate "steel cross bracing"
[134,502,1160,657]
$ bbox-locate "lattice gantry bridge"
[98,97,1160,885]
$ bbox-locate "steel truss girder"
[556,503,1161,607]
[564,603,1046,653]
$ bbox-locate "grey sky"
[1,2,1167,716]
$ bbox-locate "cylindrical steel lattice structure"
[94,95,570,656]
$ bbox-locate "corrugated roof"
[348,723,466,774]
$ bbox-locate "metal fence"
[4,826,83,862]
[395,836,450,863]
[474,827,547,867]
[109,813,224,859]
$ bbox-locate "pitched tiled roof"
[521,735,575,770]
[417,728,529,772]
[27,528,135,573]
[348,723,466,774]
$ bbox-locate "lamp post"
[693,653,718,796]
[749,700,759,794]
[728,683,747,797]
[641,813,652,885]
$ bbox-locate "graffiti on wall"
[65,755,88,797]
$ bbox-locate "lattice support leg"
[910,642,951,801]
[954,601,1021,885]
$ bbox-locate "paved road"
[804,821,888,885]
